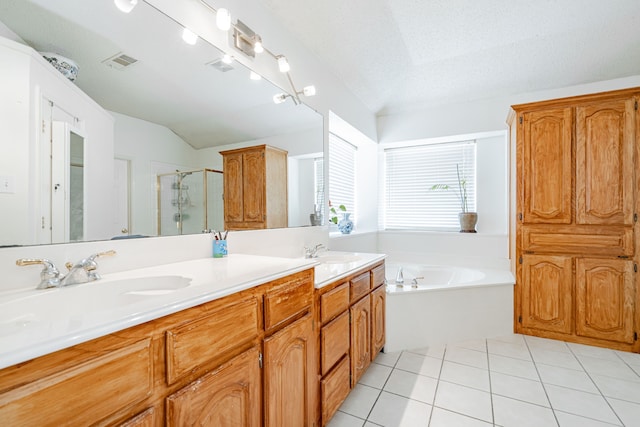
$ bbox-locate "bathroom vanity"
[0,252,386,426]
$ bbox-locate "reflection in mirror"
[0,0,324,248]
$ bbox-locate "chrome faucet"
[15,258,61,289]
[61,250,116,286]
[16,250,116,289]
[304,244,325,258]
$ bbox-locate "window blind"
[329,133,356,220]
[313,157,325,212]
[383,140,476,230]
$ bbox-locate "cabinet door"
[520,255,573,334]
[242,150,265,223]
[264,313,316,427]
[350,294,371,387]
[576,258,635,343]
[520,108,573,224]
[371,285,386,359]
[576,99,635,225]
[166,346,261,427]
[223,152,244,223]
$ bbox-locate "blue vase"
[338,213,354,234]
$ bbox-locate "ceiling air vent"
[102,52,139,70]
[206,58,234,72]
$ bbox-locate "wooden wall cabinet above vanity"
[220,145,288,231]
[512,88,640,353]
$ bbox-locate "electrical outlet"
[0,175,16,193]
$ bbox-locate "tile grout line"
[565,343,626,426]
[522,335,561,427]
[425,346,446,427]
[485,338,496,426]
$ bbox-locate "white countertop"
[313,251,387,288]
[0,251,385,370]
[0,254,317,370]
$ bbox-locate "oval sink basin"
[0,275,193,337]
[316,254,362,264]
[110,275,193,296]
[0,313,40,337]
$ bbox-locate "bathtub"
[384,262,515,353]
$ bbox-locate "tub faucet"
[60,250,116,286]
[395,267,404,285]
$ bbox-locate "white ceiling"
[255,0,640,115]
[0,0,321,149]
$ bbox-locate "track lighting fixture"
[277,56,290,73]
[253,36,264,54]
[182,27,198,45]
[216,8,231,31]
[114,0,138,13]
[197,1,315,105]
[273,93,287,104]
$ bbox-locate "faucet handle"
[16,258,61,289]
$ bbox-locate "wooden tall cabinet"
[220,144,288,230]
[513,89,640,352]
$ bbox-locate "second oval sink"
[115,275,193,296]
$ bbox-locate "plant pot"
[338,213,354,234]
[309,212,323,226]
[458,212,478,233]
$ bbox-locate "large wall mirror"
[0,0,324,247]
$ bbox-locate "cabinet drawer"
[321,355,351,424]
[371,264,385,289]
[0,338,153,426]
[522,225,633,256]
[350,271,370,303]
[321,311,350,376]
[264,270,313,331]
[320,282,349,324]
[166,297,260,384]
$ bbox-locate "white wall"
[0,37,114,246]
[377,75,640,143]
[112,112,206,237]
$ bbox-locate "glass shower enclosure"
[156,168,223,236]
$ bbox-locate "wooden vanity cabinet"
[0,268,316,426]
[513,89,639,352]
[315,261,386,426]
[220,144,288,230]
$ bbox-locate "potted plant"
[431,164,477,233]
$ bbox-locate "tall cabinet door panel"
[521,255,573,334]
[242,150,265,223]
[264,314,316,427]
[223,153,244,223]
[576,258,635,343]
[350,295,371,387]
[370,285,386,359]
[166,346,261,427]
[521,108,573,224]
[576,99,635,225]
